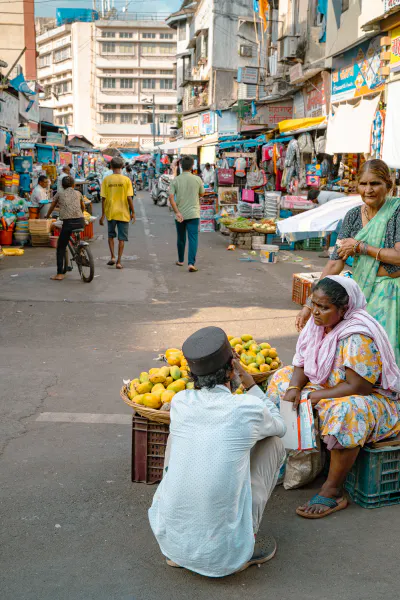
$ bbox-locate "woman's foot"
[176,261,184,266]
[296,485,348,518]
[107,259,116,266]
[188,265,198,272]
[51,274,65,281]
[116,263,123,270]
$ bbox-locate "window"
[118,42,133,54]
[55,81,71,95]
[160,33,173,39]
[56,114,72,125]
[143,69,155,74]
[39,53,51,68]
[142,44,156,54]
[120,113,133,123]
[103,104,117,109]
[158,104,171,110]
[102,31,116,38]
[342,0,349,11]
[195,31,208,63]
[142,78,156,89]
[142,32,156,39]
[102,69,116,74]
[54,47,71,63]
[102,42,115,53]
[121,104,134,109]
[120,69,134,74]
[120,78,133,89]
[102,78,116,89]
[120,32,133,38]
[160,69,173,74]
[159,44,175,54]
[160,79,174,90]
[178,22,186,42]
[103,113,116,123]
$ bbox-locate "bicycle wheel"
[77,245,95,283]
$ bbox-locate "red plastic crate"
[292,272,322,306]
[131,415,169,484]
[52,222,93,240]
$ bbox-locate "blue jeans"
[175,218,199,266]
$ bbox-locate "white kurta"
[148,384,286,578]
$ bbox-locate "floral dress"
[268,334,400,449]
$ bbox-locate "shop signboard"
[385,0,400,11]
[390,26,400,73]
[183,115,200,138]
[200,111,215,135]
[304,74,326,118]
[237,67,259,85]
[217,110,238,135]
[15,126,31,138]
[0,92,19,131]
[331,36,385,103]
[239,102,293,131]
[293,91,305,118]
[46,131,65,147]
[266,102,293,125]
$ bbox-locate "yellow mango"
[247,351,257,358]
[149,368,160,376]
[260,364,271,373]
[265,357,273,365]
[269,349,278,359]
[165,376,173,386]
[260,343,271,350]
[186,381,194,390]
[260,349,269,357]
[152,383,166,394]
[250,344,261,354]
[139,372,149,383]
[235,388,244,394]
[227,335,234,341]
[249,362,258,369]
[165,348,180,359]
[270,360,279,370]
[248,367,260,374]
[241,334,253,342]
[256,353,265,366]
[234,344,243,354]
[143,393,162,409]
[180,369,189,378]
[137,381,153,394]
[159,366,170,378]
[150,391,163,402]
[180,357,188,369]
[134,394,145,405]
[161,390,176,404]
[167,354,182,367]
[128,388,138,400]
[243,340,254,350]
[170,366,181,380]
[149,371,167,384]
[131,378,140,388]
[167,379,186,393]
[229,337,242,347]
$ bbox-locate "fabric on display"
[382,80,400,168]
[36,145,54,163]
[325,95,380,155]
[235,157,247,177]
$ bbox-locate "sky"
[35,0,181,18]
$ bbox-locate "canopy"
[277,195,363,242]
[156,137,202,151]
[133,154,151,162]
[278,116,326,134]
[382,80,400,169]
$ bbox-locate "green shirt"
[170,172,204,220]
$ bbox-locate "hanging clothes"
[235,156,246,177]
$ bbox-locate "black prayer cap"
[182,326,233,376]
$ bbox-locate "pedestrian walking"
[147,161,156,191]
[169,155,204,272]
[100,157,135,270]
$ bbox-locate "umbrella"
[134,154,151,162]
[277,195,363,242]
[103,154,113,162]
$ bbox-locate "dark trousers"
[57,217,85,274]
[175,218,200,266]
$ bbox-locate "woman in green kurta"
[296,159,400,363]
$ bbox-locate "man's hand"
[131,213,136,224]
[295,306,312,332]
[232,358,255,391]
[99,216,105,226]
[175,212,184,223]
[283,387,301,411]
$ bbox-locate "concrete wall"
[0,0,36,79]
[71,23,93,142]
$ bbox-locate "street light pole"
[152,93,156,151]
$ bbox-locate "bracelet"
[353,241,361,254]
[287,386,301,392]
[376,248,383,262]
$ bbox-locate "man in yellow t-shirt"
[100,156,135,269]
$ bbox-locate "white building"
[36,16,178,150]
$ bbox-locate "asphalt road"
[1,192,398,600]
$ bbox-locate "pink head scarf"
[293,276,400,393]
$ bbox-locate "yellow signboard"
[390,26,400,71]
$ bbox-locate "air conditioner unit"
[240,45,253,57]
[278,36,298,61]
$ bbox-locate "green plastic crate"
[302,237,326,251]
[344,446,400,509]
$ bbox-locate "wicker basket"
[228,226,254,233]
[251,361,283,383]
[120,385,171,424]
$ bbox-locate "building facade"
[36,16,178,150]
[1,0,36,80]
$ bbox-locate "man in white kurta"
[149,327,286,578]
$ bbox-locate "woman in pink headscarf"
[268,276,400,519]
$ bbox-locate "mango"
[139,372,149,383]
[250,344,261,354]
[249,362,258,369]
[235,388,244,394]
[167,379,186,393]
[260,343,271,350]
[227,335,234,341]
[149,371,167,384]
[234,344,243,354]
[256,353,265,366]
[249,367,260,374]
[134,394,145,405]
[165,348,180,359]
[247,351,257,358]
[128,388,138,400]
[143,393,162,409]
[167,354,182,367]
[131,378,140,388]
[260,364,271,373]
[161,390,176,404]
[129,380,138,394]
[230,337,242,347]
[180,357,189,369]
[150,391,163,402]
[149,368,160,376]
[152,383,166,394]
[270,360,279,370]
[186,381,194,390]
[244,354,254,366]
[170,366,181,380]
[180,369,189,378]
[165,376,173,386]
[137,381,153,395]
[243,340,254,350]
[260,349,269,358]
[159,366,170,378]
[265,357,273,365]
[241,334,253,342]
[269,349,278,359]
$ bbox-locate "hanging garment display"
[371,109,385,160]
[234,156,247,177]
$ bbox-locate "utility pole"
[152,93,156,150]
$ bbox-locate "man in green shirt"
[169,155,205,272]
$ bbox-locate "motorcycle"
[86,173,101,203]
[151,173,173,207]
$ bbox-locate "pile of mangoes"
[127,348,193,410]
[228,334,281,375]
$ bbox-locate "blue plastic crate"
[344,445,400,509]
[266,233,295,251]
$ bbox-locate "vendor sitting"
[149,326,286,578]
[31,175,49,207]
[268,276,400,519]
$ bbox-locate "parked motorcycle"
[86,173,101,203]
[151,173,173,207]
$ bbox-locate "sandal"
[116,263,123,270]
[107,260,116,266]
[188,265,198,272]
[175,261,184,266]
[296,494,348,519]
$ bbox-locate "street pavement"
[1,192,398,600]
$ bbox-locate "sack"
[247,169,264,188]
[218,168,234,185]
[298,132,314,154]
[283,418,324,490]
[241,188,255,203]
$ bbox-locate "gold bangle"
[376,248,383,262]
[287,386,301,392]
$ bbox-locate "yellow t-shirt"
[101,174,133,222]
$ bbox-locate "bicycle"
[64,227,95,283]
